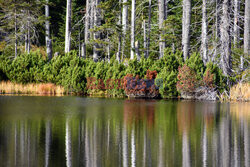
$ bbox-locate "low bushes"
[0,49,229,98]
[176,60,227,100]
[176,64,198,93]
[124,70,159,98]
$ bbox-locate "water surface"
[0,96,249,167]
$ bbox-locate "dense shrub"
[125,58,145,77]
[150,49,181,73]
[0,54,10,81]
[204,62,226,92]
[186,52,205,80]
[124,70,159,98]
[1,51,47,83]
[104,58,126,97]
[153,51,180,98]
[156,69,178,98]
[0,49,228,98]
[176,64,199,93]
[44,52,87,93]
[202,70,215,88]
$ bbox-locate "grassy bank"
[1,81,249,102]
[0,81,65,95]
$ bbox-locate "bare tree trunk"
[90,0,95,30]
[116,0,122,62]
[164,0,168,19]
[85,0,91,44]
[130,0,136,60]
[182,0,191,61]
[243,0,250,69]
[107,40,110,62]
[201,0,208,64]
[233,0,240,47]
[220,0,232,76]
[143,20,147,57]
[213,0,221,61]
[14,8,17,58]
[78,28,81,57]
[25,9,31,54]
[81,43,86,58]
[122,0,128,61]
[27,20,30,53]
[45,0,52,60]
[135,41,140,61]
[147,0,152,58]
[65,0,72,53]
[158,0,166,59]
[93,0,101,62]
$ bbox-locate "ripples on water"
[0,96,249,167]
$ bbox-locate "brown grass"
[230,83,250,101]
[0,81,65,95]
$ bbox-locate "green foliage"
[204,62,226,92]
[156,69,178,98]
[0,53,11,81]
[186,52,205,80]
[85,59,97,78]
[125,59,144,77]
[150,48,181,73]
[44,52,86,93]
[177,64,199,93]
[153,50,181,98]
[4,51,46,83]
[105,57,126,80]
[0,48,229,97]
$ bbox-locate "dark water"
[0,96,249,167]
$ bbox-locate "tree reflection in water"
[0,97,249,167]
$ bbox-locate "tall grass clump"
[230,83,250,101]
[0,81,65,95]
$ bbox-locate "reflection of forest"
[0,101,249,167]
[123,99,156,128]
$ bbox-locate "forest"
[0,0,249,100]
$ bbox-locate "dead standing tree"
[0,0,44,56]
[220,0,232,76]
[243,0,250,69]
[182,0,191,61]
[65,0,72,53]
[45,0,52,60]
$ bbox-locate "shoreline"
[0,81,249,102]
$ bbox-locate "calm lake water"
[0,96,249,167]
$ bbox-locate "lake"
[0,96,249,167]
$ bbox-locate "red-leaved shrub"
[146,70,157,80]
[203,70,214,88]
[176,64,198,93]
[123,70,159,98]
